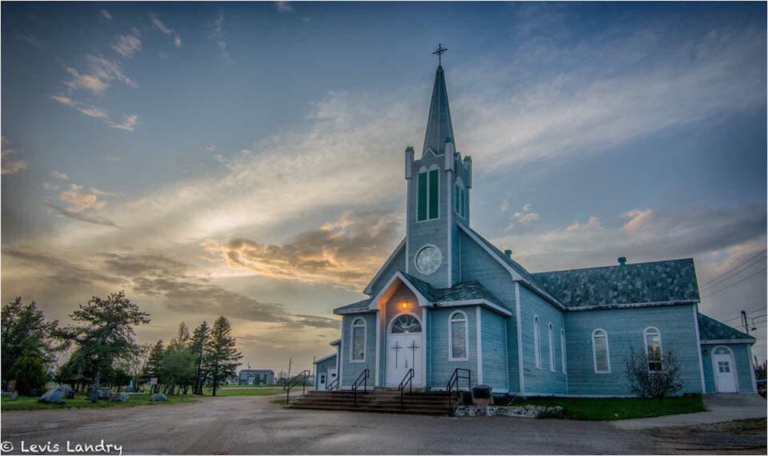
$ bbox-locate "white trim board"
[314,353,337,364]
[476,306,484,385]
[515,282,525,394]
[700,339,756,345]
[693,305,707,392]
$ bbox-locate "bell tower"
[404,45,473,289]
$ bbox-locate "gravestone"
[61,385,75,399]
[97,387,112,400]
[150,393,168,402]
[39,387,66,404]
[110,392,129,402]
[2,391,19,401]
[6,380,16,393]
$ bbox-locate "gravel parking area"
[1,395,764,455]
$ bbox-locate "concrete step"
[287,402,449,416]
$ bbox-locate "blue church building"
[315,60,757,398]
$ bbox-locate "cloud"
[3,248,120,287]
[507,204,539,230]
[63,54,136,95]
[42,183,60,191]
[206,144,217,152]
[43,204,118,228]
[51,170,69,180]
[108,114,139,132]
[59,184,107,212]
[112,30,142,58]
[274,1,295,13]
[100,9,113,21]
[17,33,46,48]
[566,216,601,232]
[622,208,654,232]
[1,137,27,175]
[204,210,402,289]
[150,13,182,48]
[208,15,231,62]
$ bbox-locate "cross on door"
[390,341,403,368]
[408,340,420,370]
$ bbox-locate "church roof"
[333,298,373,315]
[698,313,755,343]
[422,65,455,156]
[532,259,700,308]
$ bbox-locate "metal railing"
[351,368,370,407]
[283,370,311,405]
[327,377,339,391]
[398,368,414,409]
[446,368,471,413]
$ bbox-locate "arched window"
[449,311,469,361]
[592,329,610,373]
[548,323,555,372]
[644,327,662,372]
[391,314,422,333]
[534,316,541,368]
[417,166,439,221]
[561,329,567,375]
[350,318,366,362]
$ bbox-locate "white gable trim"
[700,339,756,344]
[375,310,381,387]
[748,345,758,393]
[693,305,706,392]
[368,271,430,311]
[363,239,406,295]
[566,300,699,312]
[314,353,337,364]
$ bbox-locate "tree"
[169,322,191,349]
[189,321,210,395]
[58,291,150,403]
[203,316,242,396]
[142,340,165,394]
[1,297,62,393]
[159,346,195,395]
[624,346,683,398]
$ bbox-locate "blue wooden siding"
[481,307,509,391]
[315,355,337,389]
[565,304,703,396]
[369,247,405,297]
[427,306,479,389]
[340,313,377,388]
[457,229,519,392]
[701,343,756,393]
[519,285,567,395]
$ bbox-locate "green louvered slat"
[429,169,439,219]
[418,172,427,221]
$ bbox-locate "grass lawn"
[204,387,285,397]
[1,393,197,411]
[270,398,288,406]
[522,395,705,421]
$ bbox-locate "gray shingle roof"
[698,313,755,342]
[423,65,455,156]
[333,298,372,315]
[532,259,700,308]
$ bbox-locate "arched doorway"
[386,313,424,387]
[712,346,738,393]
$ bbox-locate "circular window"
[415,245,442,275]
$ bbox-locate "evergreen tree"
[1,297,62,393]
[142,340,165,394]
[169,322,190,349]
[58,291,150,402]
[189,322,210,395]
[160,346,195,395]
[203,317,242,396]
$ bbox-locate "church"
[314,53,757,398]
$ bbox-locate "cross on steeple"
[433,43,448,66]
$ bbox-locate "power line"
[723,307,767,323]
[700,250,767,291]
[701,267,767,299]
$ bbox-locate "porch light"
[401,301,409,309]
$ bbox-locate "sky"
[2,1,766,373]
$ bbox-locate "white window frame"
[350,317,367,363]
[643,327,663,372]
[448,310,469,361]
[548,323,555,372]
[560,328,567,375]
[592,328,611,374]
[534,315,541,369]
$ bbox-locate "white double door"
[386,333,424,387]
[714,353,737,393]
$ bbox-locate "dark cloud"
[44,204,118,228]
[210,210,402,289]
[2,248,121,287]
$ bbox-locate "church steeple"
[422,62,455,157]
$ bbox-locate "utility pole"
[288,358,292,379]
[742,310,750,335]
